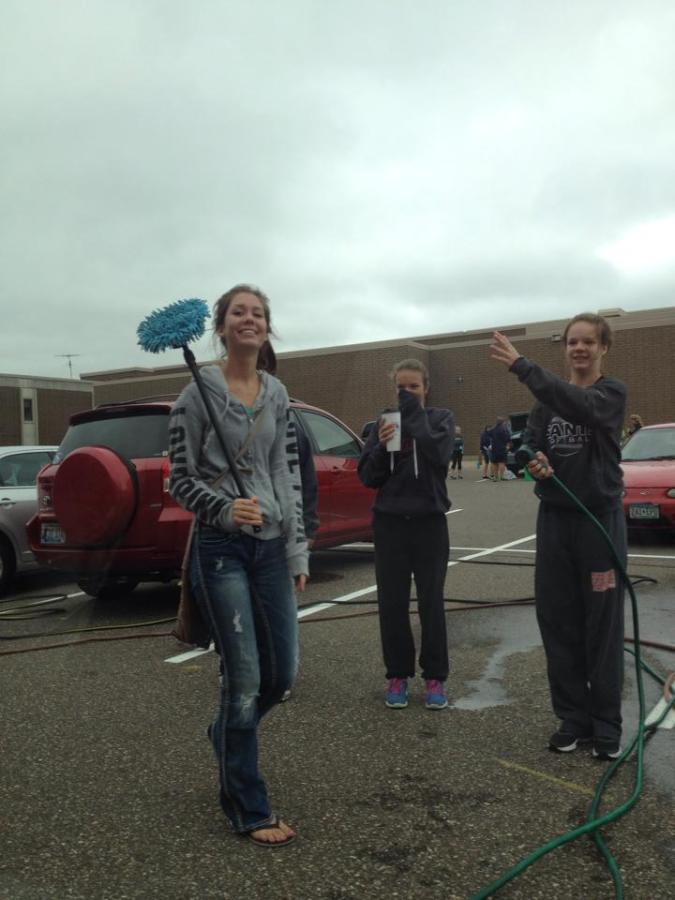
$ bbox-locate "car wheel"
[0,537,16,597]
[77,576,140,600]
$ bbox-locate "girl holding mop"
[168,284,308,846]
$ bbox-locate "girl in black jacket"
[490,313,626,761]
[358,359,454,710]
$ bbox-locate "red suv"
[27,398,373,598]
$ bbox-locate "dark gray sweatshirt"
[512,357,626,513]
[358,389,455,517]
[168,365,308,577]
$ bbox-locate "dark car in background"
[621,423,675,537]
[505,412,529,476]
[27,398,374,599]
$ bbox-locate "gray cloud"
[2,0,675,379]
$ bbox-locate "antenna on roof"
[56,354,82,378]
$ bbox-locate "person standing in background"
[450,426,464,479]
[358,359,454,711]
[479,425,492,479]
[489,416,510,481]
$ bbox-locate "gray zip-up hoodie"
[168,365,308,578]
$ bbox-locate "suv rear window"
[57,412,170,461]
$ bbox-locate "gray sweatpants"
[535,503,626,742]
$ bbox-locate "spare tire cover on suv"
[53,447,139,546]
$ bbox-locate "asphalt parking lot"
[1,473,674,900]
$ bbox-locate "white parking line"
[627,552,675,560]
[452,546,493,552]
[322,542,373,550]
[166,533,675,664]
[488,548,535,554]
[284,533,538,623]
[30,590,87,602]
[165,533,535,663]
[166,644,214,664]
[454,546,675,561]
[446,534,536,564]
[297,585,378,619]
[452,546,534,553]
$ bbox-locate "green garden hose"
[470,458,675,899]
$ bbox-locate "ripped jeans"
[190,527,298,833]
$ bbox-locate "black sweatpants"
[373,511,450,681]
[535,503,626,742]
[450,450,463,471]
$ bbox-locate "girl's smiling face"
[218,291,268,352]
[565,320,607,377]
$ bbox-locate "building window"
[23,398,34,423]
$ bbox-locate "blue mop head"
[137,298,210,353]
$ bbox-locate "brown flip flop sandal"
[246,818,296,848]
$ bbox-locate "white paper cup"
[380,411,401,452]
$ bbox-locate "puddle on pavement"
[452,622,540,710]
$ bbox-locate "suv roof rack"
[95,394,179,408]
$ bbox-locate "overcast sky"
[2,1,675,380]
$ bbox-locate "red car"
[621,422,675,535]
[27,398,373,598]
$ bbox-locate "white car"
[0,445,57,594]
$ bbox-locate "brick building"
[84,306,674,453]
[0,374,94,446]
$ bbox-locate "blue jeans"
[190,528,298,832]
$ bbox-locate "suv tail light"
[161,458,171,493]
[38,475,55,513]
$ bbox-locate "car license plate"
[629,503,660,520]
[41,523,66,544]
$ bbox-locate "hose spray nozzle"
[514,444,536,467]
[515,444,550,474]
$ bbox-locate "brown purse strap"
[232,404,270,465]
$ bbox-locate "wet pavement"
[1,475,674,899]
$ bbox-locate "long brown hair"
[212,284,277,373]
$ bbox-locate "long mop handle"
[182,345,248,499]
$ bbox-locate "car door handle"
[1,498,16,508]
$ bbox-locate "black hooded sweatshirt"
[357,389,454,517]
[512,356,626,513]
